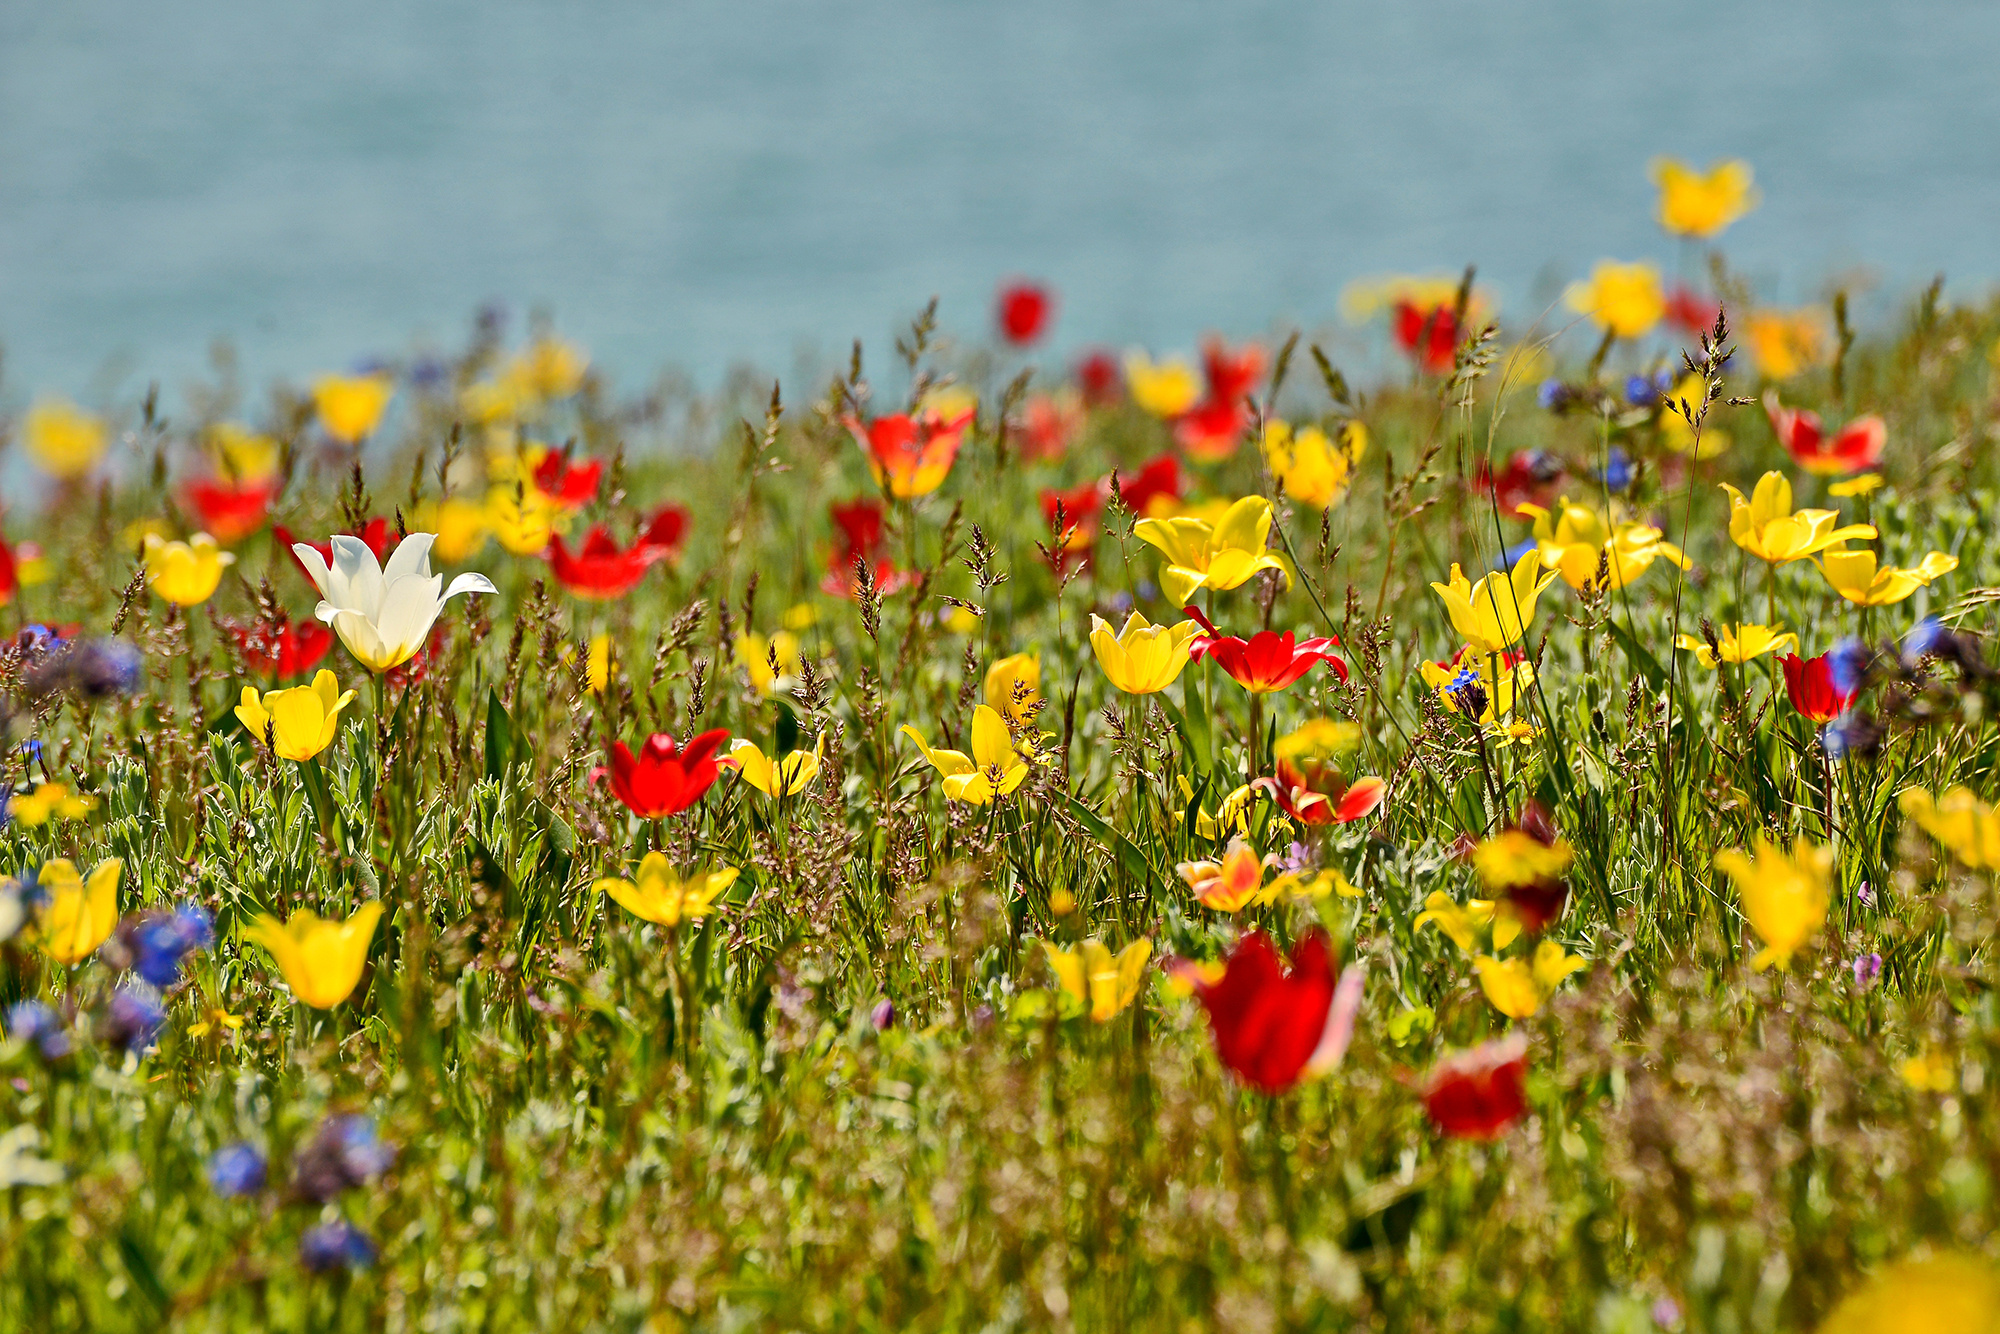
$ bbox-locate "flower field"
[5,160,2000,1331]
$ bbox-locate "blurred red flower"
[1260,764,1385,827]
[547,527,672,599]
[1075,349,1123,406]
[822,499,915,598]
[637,503,690,558]
[181,478,278,543]
[995,281,1055,346]
[532,451,604,508]
[1171,930,1360,1094]
[1039,481,1102,576]
[1764,395,1885,477]
[1393,299,1461,375]
[1016,393,1084,461]
[1174,340,1266,462]
[1112,454,1182,516]
[1782,652,1856,723]
[0,536,15,608]
[229,614,334,679]
[1665,286,1721,337]
[602,730,730,818]
[1420,1034,1530,1140]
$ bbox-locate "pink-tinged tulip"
[1420,1033,1529,1140]
[1169,930,1362,1094]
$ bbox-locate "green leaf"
[1606,618,1668,691]
[485,689,516,785]
[1064,794,1152,886]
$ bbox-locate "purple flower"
[1853,953,1883,991]
[1902,616,1951,666]
[1601,446,1634,494]
[8,1000,71,1060]
[1856,880,1875,908]
[131,905,214,987]
[207,1143,267,1198]
[870,998,896,1032]
[24,638,144,702]
[101,988,166,1054]
[1651,1296,1682,1329]
[293,1115,397,1203]
[300,1219,377,1273]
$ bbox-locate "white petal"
[330,608,395,671]
[328,536,385,616]
[313,600,339,626]
[383,532,436,583]
[443,571,497,601]
[293,544,334,600]
[375,575,445,661]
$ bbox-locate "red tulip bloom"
[1016,393,1083,461]
[1419,1034,1529,1140]
[1665,285,1721,337]
[847,410,970,499]
[1040,481,1102,576]
[995,281,1055,346]
[547,527,671,600]
[602,729,730,818]
[1184,606,1347,693]
[1764,395,1885,477]
[230,614,334,679]
[1201,338,1266,405]
[1474,450,1565,517]
[1258,762,1386,827]
[0,537,15,608]
[1175,397,1247,461]
[181,477,278,543]
[1782,652,1856,723]
[637,503,690,558]
[1111,454,1182,516]
[277,519,397,579]
[1075,349,1123,406]
[532,451,604,508]
[1393,299,1460,375]
[1172,930,1362,1094]
[822,498,915,597]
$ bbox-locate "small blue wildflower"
[132,904,215,987]
[300,1219,377,1273]
[1601,446,1634,494]
[1624,375,1659,407]
[407,356,448,390]
[294,1115,398,1202]
[1902,616,1950,665]
[1537,379,1568,411]
[1826,639,1869,696]
[8,1001,71,1061]
[349,356,393,378]
[102,988,166,1054]
[1491,539,1538,573]
[207,1143,268,1198]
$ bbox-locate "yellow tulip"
[1414,890,1518,954]
[1744,307,1828,380]
[484,484,565,555]
[1088,611,1203,695]
[735,631,801,695]
[1900,1051,1957,1094]
[1817,547,1956,607]
[587,634,612,694]
[594,853,736,928]
[1175,775,1257,841]
[1515,497,1689,591]
[235,670,357,761]
[6,783,96,828]
[1648,157,1759,239]
[1660,372,1731,458]
[22,399,109,479]
[206,422,282,482]
[1564,261,1665,339]
[1273,718,1361,761]
[245,902,385,1007]
[722,736,823,798]
[1713,836,1830,971]
[984,652,1042,727]
[1899,787,2000,869]
[1124,353,1201,418]
[1472,830,1574,893]
[899,705,1028,805]
[1816,1254,2000,1334]
[416,497,491,563]
[1263,420,1368,509]
[144,533,236,606]
[1133,495,1294,605]
[1042,938,1153,1021]
[1428,552,1559,656]
[1674,623,1798,668]
[30,858,123,965]
[312,374,394,444]
[1474,940,1588,1018]
[1722,472,1876,563]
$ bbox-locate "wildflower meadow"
[6,159,2000,1332]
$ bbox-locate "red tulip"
[1175,398,1247,462]
[847,410,970,499]
[1419,1034,1529,1140]
[532,451,604,508]
[1764,395,1885,477]
[1184,606,1347,693]
[1111,454,1182,517]
[1172,930,1361,1094]
[1039,481,1102,576]
[277,520,396,580]
[822,498,915,597]
[1782,652,1856,723]
[1393,299,1461,375]
[1259,763,1386,827]
[602,730,730,818]
[547,527,671,600]
[637,503,690,558]
[1201,338,1266,405]
[0,536,16,608]
[181,478,278,543]
[1016,393,1083,461]
[1665,286,1720,337]
[229,615,334,679]
[995,281,1055,346]
[1075,349,1123,406]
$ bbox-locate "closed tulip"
[144,533,236,606]
[245,902,384,1008]
[235,670,357,761]
[31,858,123,964]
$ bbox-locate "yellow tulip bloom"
[1474,940,1588,1018]
[1273,718,1361,761]
[1817,1254,2000,1334]
[1900,1050,1957,1093]
[23,399,109,479]
[1659,372,1731,459]
[1564,260,1665,339]
[1262,420,1368,509]
[1817,547,1957,607]
[1899,787,2000,870]
[594,854,737,929]
[900,704,1029,805]
[312,374,394,444]
[1472,831,1574,893]
[519,337,589,400]
[235,670,358,761]
[1743,307,1828,380]
[1088,611,1203,695]
[416,496,492,563]
[1042,938,1153,1021]
[30,858,123,965]
[1674,623,1798,668]
[1722,472,1876,563]
[1124,353,1201,418]
[1515,498,1689,591]
[984,652,1042,727]
[144,533,236,606]
[6,783,96,828]
[1648,157,1759,239]
[1133,495,1294,605]
[1414,890,1518,954]
[722,736,823,798]
[1429,552,1559,656]
[1713,836,1830,971]
[735,630,801,695]
[484,484,565,556]
[206,422,282,482]
[1828,473,1885,499]
[245,902,385,1007]
[1174,775,1256,841]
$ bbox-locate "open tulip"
[1564,261,1664,338]
[1184,606,1346,693]
[984,652,1042,727]
[1722,472,1876,563]
[1042,938,1151,1021]
[1263,420,1368,509]
[1781,653,1856,723]
[235,670,357,761]
[293,532,496,673]
[899,705,1028,805]
[1648,157,1758,239]
[848,408,971,499]
[245,902,384,1007]
[1420,1034,1530,1140]
[1900,787,2000,870]
[1169,930,1361,1094]
[1817,546,1956,607]
[594,854,736,928]
[1089,611,1203,694]
[30,858,123,964]
[603,729,730,817]
[1713,836,1831,970]
[1515,497,1688,591]
[720,736,822,798]
[1421,646,1535,727]
[1473,940,1588,1019]
[312,374,394,444]
[546,527,672,600]
[530,450,603,508]
[1676,623,1797,668]
[1258,761,1384,828]
[1763,395,1885,475]
[1429,552,1559,656]
[144,533,236,606]
[1134,496,1294,606]
[23,399,109,478]
[1176,837,1278,913]
[1416,891,1517,954]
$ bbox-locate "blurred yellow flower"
[587,633,612,694]
[417,496,491,562]
[735,630,801,695]
[1429,552,1559,656]
[1649,157,1759,239]
[1713,836,1830,970]
[1898,787,2000,869]
[1474,940,1587,1018]
[1745,307,1829,380]
[1134,495,1294,605]
[1175,836,1272,913]
[1675,622,1797,668]
[1722,472,1875,563]
[247,902,384,1007]
[1565,261,1665,339]
[1415,890,1516,953]
[722,736,823,798]
[1817,547,1956,607]
[7,783,95,828]
[595,854,736,929]
[1659,372,1730,458]
[23,399,109,479]
[1124,353,1201,418]
[144,533,236,606]
[984,652,1042,727]
[1274,718,1361,762]
[1472,830,1574,893]
[312,374,394,444]
[1263,420,1368,509]
[519,337,589,400]
[1828,473,1885,498]
[484,484,565,556]
[1088,611,1202,695]
[235,670,357,762]
[900,705,1029,805]
[1899,1050,1956,1093]
[206,422,282,482]
[1043,938,1152,1021]
[29,858,123,965]
[1817,1254,2000,1334]
[1516,497,1689,591]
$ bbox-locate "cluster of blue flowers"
[206,1115,396,1274]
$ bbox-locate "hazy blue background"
[3,0,1998,405]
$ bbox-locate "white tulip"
[293,533,497,673]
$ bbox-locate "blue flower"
[1623,375,1659,407]
[207,1143,268,1198]
[1902,616,1950,665]
[8,1000,71,1060]
[102,988,166,1054]
[1826,639,1869,696]
[300,1219,377,1273]
[1537,380,1570,411]
[1490,539,1538,573]
[1601,446,1633,494]
[132,904,214,987]
[294,1115,398,1202]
